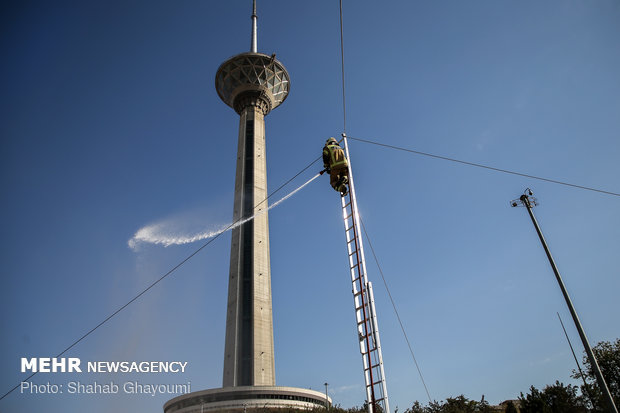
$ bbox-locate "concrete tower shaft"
[223,103,273,387]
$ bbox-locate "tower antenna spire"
[251,0,257,52]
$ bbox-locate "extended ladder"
[340,133,390,413]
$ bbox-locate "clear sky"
[1,1,619,412]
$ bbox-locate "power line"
[339,0,347,133]
[0,228,225,401]
[360,219,433,404]
[348,136,620,197]
[0,155,322,402]
[337,3,431,404]
[557,312,594,406]
[264,155,322,206]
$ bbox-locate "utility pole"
[511,189,618,413]
[324,382,329,409]
[557,312,595,406]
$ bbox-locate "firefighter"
[323,137,349,196]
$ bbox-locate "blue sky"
[1,1,619,412]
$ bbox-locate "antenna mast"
[251,0,258,52]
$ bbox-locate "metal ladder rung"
[361,344,377,354]
[367,379,385,388]
[353,281,366,289]
[369,362,382,370]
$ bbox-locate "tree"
[518,381,586,413]
[571,338,620,412]
[503,400,518,413]
[405,395,492,413]
[404,401,426,413]
[441,395,491,413]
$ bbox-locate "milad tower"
[164,2,329,412]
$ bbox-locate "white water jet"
[128,173,320,251]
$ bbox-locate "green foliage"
[571,338,620,411]
[285,339,619,413]
[518,381,586,413]
[404,401,426,413]
[503,401,518,413]
[404,395,492,413]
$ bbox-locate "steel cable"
[349,136,620,197]
[360,219,433,404]
[339,0,347,133]
[0,155,322,401]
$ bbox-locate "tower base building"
[164,387,330,413]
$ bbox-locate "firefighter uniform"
[323,138,349,195]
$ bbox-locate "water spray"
[129,172,322,250]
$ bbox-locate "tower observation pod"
[340,134,390,413]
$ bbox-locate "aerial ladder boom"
[339,133,390,413]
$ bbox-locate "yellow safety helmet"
[326,137,338,146]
